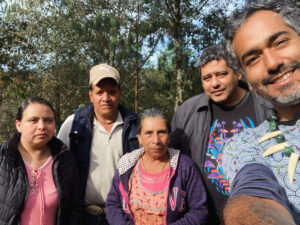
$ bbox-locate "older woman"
[106,108,207,225]
[0,97,82,225]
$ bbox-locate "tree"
[0,0,238,140]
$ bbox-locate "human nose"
[37,120,45,130]
[102,92,110,101]
[211,76,220,88]
[263,49,284,74]
[152,133,161,144]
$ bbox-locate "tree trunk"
[173,37,183,111]
[135,0,140,113]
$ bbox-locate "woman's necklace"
[141,156,169,174]
[259,110,299,184]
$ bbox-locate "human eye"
[245,55,259,66]
[142,130,151,136]
[108,87,119,95]
[202,75,211,81]
[158,130,168,136]
[217,71,228,77]
[29,118,38,122]
[109,90,117,95]
[274,38,288,48]
[44,118,54,123]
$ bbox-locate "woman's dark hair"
[16,97,55,121]
[137,108,170,134]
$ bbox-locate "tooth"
[288,153,299,184]
[263,142,289,157]
[274,72,292,83]
[259,130,282,143]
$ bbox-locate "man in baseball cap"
[89,63,120,85]
[58,63,139,225]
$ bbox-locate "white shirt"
[57,111,123,205]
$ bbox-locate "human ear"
[89,90,93,103]
[15,120,21,133]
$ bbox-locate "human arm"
[169,158,208,225]
[105,171,134,225]
[223,195,296,225]
[222,163,296,225]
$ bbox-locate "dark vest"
[69,104,139,195]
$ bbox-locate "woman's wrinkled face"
[138,117,169,160]
[16,103,55,149]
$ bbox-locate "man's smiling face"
[233,10,300,107]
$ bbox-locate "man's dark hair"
[224,0,300,67]
[198,45,240,77]
[88,78,121,91]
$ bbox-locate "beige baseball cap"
[89,63,120,85]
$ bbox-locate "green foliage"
[0,0,236,141]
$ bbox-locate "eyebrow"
[241,31,289,64]
[201,73,211,78]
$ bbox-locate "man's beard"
[253,83,300,107]
[250,61,300,107]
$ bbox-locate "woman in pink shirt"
[0,97,82,225]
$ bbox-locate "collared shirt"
[85,111,124,205]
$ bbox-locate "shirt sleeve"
[230,163,291,213]
[57,114,74,148]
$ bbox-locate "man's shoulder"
[57,114,75,145]
[175,93,208,115]
[250,91,273,108]
[181,93,208,108]
[222,121,269,167]
[62,114,75,124]
[225,120,268,146]
[74,104,94,116]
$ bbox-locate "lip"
[36,134,47,138]
[268,69,295,85]
[149,146,164,151]
[211,89,225,96]
[101,104,113,107]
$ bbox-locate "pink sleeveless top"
[21,157,58,225]
[128,160,170,225]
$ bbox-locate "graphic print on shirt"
[204,117,256,196]
[222,118,300,222]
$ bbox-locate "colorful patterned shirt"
[128,160,170,225]
[223,115,300,222]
